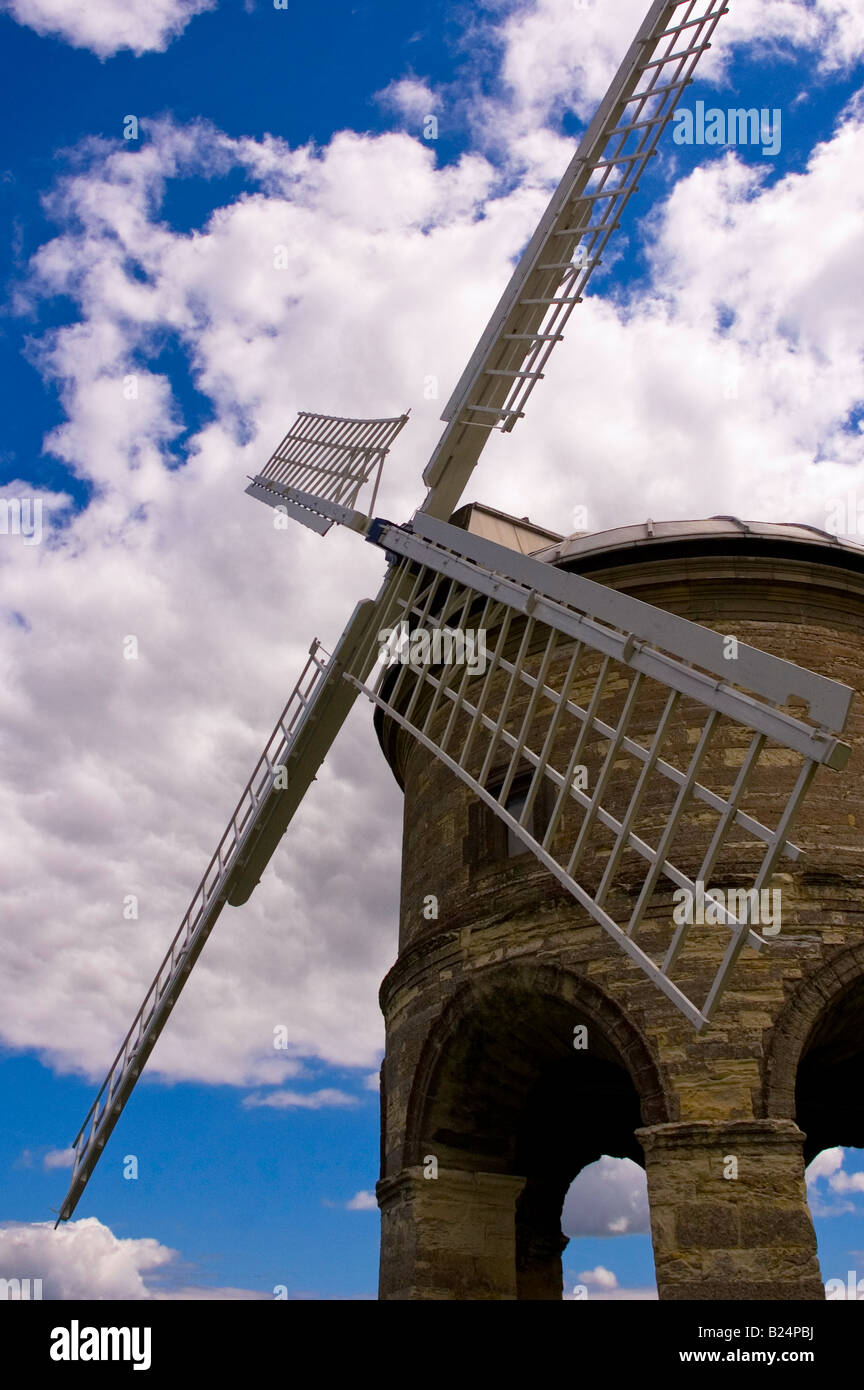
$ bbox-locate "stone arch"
[762,943,864,1163]
[405,961,672,1166]
[402,961,671,1298]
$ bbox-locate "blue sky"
[1,0,864,1299]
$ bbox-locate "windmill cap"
[532,516,864,570]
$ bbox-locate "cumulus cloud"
[487,98,864,534]
[806,1147,864,1217]
[1,114,513,1108]
[0,1218,174,1300]
[806,1147,845,1183]
[0,0,216,58]
[463,0,864,176]
[0,1217,275,1299]
[376,77,439,125]
[562,1157,650,1238]
[489,0,864,128]
[716,0,864,76]
[345,1190,377,1211]
[578,1264,618,1289]
[829,1171,864,1194]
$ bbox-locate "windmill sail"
[349,515,852,1030]
[420,0,728,520]
[246,412,408,535]
[56,598,384,1224]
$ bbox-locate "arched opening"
[797,975,864,1295]
[404,966,667,1299]
[560,1155,655,1299]
[796,973,864,1163]
[765,950,864,1299]
[514,1047,644,1298]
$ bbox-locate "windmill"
[57,0,853,1227]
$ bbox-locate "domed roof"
[530,516,864,570]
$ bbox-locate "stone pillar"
[516,1228,569,1300]
[638,1120,823,1301]
[515,1176,570,1300]
[377,1167,525,1300]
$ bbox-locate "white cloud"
[806,1147,864,1217]
[243,1088,359,1110]
[829,1171,864,1194]
[488,98,864,535]
[377,77,439,124]
[0,1217,273,1299]
[562,1156,650,1237]
[716,0,864,75]
[1,0,216,57]
[577,1264,617,1289]
[564,1277,657,1301]
[42,1148,75,1171]
[1,115,511,1110]
[489,0,864,132]
[494,0,651,127]
[0,1218,173,1300]
[345,1190,377,1211]
[806,1147,845,1183]
[463,0,864,177]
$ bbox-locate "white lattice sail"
[246,411,409,534]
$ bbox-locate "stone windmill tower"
[374,510,864,1300]
[55,0,862,1302]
